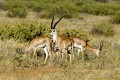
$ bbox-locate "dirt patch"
[0,66,59,79]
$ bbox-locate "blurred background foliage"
[0,0,120,19]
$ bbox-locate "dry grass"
[0,11,120,80]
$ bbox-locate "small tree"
[91,23,115,36]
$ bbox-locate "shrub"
[79,1,120,15]
[91,23,115,36]
[96,0,108,3]
[39,10,51,18]
[0,1,6,10]
[59,29,91,42]
[110,11,120,24]
[33,3,44,12]
[53,1,78,18]
[7,6,28,18]
[39,1,78,18]
[78,0,96,14]
[0,23,50,42]
[1,0,120,18]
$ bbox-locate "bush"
[96,0,108,3]
[53,1,78,18]
[7,6,28,18]
[59,29,91,42]
[0,23,50,42]
[1,0,120,18]
[39,1,78,18]
[91,23,115,36]
[39,10,51,18]
[33,3,45,12]
[110,11,120,24]
[79,1,120,15]
[0,1,6,10]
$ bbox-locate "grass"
[0,11,120,80]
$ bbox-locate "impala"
[69,36,103,60]
[25,36,52,64]
[49,16,74,63]
[49,16,103,62]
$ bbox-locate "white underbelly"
[36,44,46,48]
[74,43,82,48]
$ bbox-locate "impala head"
[49,15,63,36]
[49,29,57,36]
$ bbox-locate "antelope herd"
[24,15,103,65]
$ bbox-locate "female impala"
[49,16,74,63]
[69,36,103,60]
[25,36,52,64]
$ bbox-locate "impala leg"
[77,45,84,61]
[61,53,64,60]
[71,46,74,60]
[58,51,61,65]
[34,47,37,59]
[48,50,52,63]
[81,47,84,62]
[68,53,72,63]
[43,46,49,64]
[77,45,83,56]
[61,49,66,60]
[77,48,81,56]
[95,49,100,57]
[47,45,52,66]
[56,51,59,64]
[67,49,72,63]
[60,50,64,64]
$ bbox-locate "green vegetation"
[0,23,50,42]
[91,23,115,36]
[40,1,78,18]
[7,6,27,18]
[60,29,91,42]
[110,11,120,24]
[79,2,120,15]
[0,0,120,19]
[0,23,91,42]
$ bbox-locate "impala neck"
[52,31,58,43]
[86,45,96,51]
[86,44,100,57]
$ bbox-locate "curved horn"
[51,15,54,29]
[53,16,63,29]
